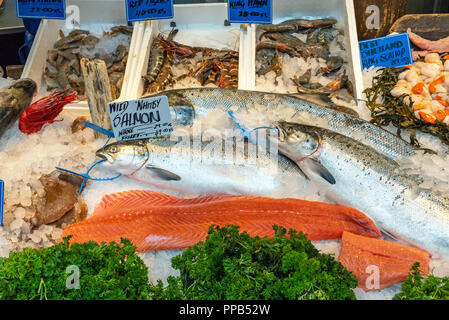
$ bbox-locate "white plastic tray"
[21,0,143,117]
[129,3,245,99]
[248,0,363,101]
[22,1,364,116]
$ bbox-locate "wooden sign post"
[354,0,408,40]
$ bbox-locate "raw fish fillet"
[408,28,449,52]
[63,191,381,252]
[338,232,430,292]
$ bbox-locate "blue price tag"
[0,180,3,227]
[227,0,272,24]
[16,0,66,19]
[126,0,174,22]
[359,33,413,70]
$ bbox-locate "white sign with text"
[108,96,173,141]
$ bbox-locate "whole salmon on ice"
[147,88,417,160]
[95,135,310,196]
[272,121,449,257]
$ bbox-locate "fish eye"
[109,146,118,153]
[294,133,304,140]
[303,139,317,150]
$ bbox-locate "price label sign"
[227,0,272,24]
[126,0,174,22]
[16,0,66,19]
[108,96,174,141]
[359,33,413,70]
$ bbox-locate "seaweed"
[364,66,449,147]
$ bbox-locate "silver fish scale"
[150,88,416,160]
[145,136,300,177]
[138,136,307,196]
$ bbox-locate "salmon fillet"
[338,232,430,292]
[62,191,381,252]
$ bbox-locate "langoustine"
[142,30,239,94]
[44,27,132,99]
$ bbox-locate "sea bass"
[0,78,37,139]
[146,88,416,159]
[273,121,449,257]
[95,135,309,196]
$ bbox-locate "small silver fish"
[0,78,37,139]
[273,121,449,257]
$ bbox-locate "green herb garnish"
[394,263,449,300]
[0,237,150,300]
[148,225,357,300]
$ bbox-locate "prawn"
[19,89,78,134]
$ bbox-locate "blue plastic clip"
[84,121,115,138]
[56,122,119,195]
[56,158,122,196]
[227,110,280,144]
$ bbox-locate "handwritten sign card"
[359,33,413,70]
[17,0,66,19]
[227,0,272,24]
[108,96,174,141]
[126,0,174,22]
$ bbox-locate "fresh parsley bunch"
[394,263,449,300]
[149,225,357,300]
[0,237,150,300]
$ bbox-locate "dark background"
[1,0,448,77]
[185,0,449,12]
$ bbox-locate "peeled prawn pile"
[62,190,381,252]
[44,26,133,99]
[391,53,449,125]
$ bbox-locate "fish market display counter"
[4,0,449,302]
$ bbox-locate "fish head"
[8,78,37,99]
[96,140,149,175]
[274,121,336,185]
[275,121,321,160]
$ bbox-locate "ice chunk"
[10,219,24,231]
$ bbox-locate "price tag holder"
[359,33,413,70]
[108,96,174,142]
[17,0,66,19]
[126,0,174,22]
[227,0,272,24]
[0,180,3,226]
